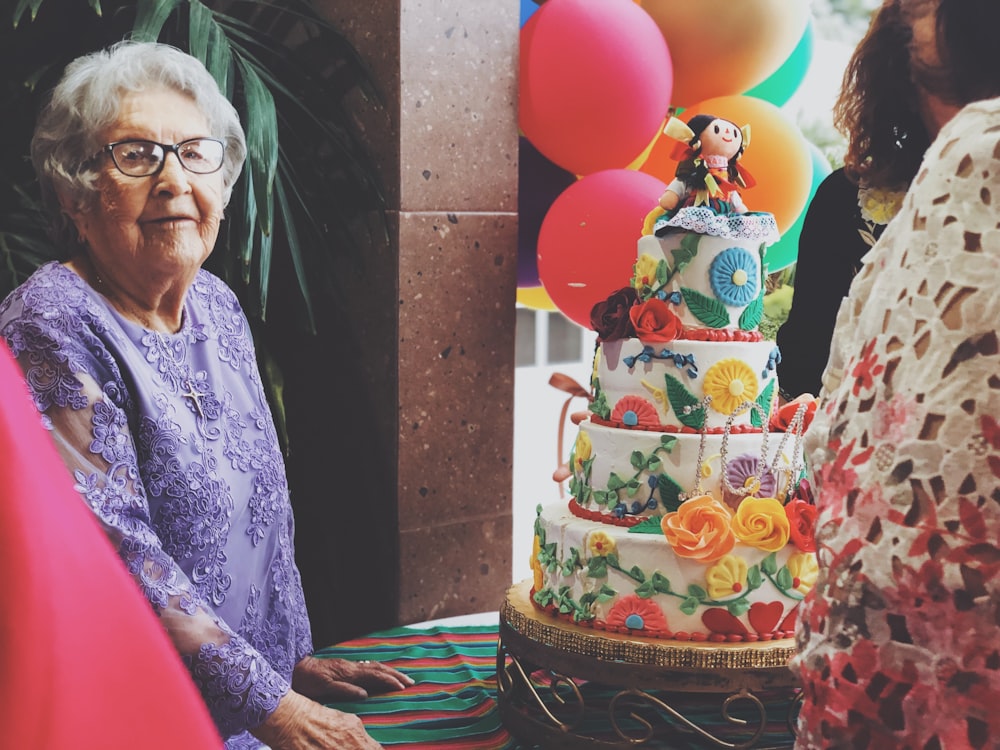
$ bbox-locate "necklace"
[151,330,206,420]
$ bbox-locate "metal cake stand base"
[497,581,802,749]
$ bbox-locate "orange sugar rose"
[732,497,790,552]
[660,495,735,563]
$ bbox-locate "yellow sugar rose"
[705,554,748,599]
[660,495,735,563]
[732,497,790,552]
[587,530,617,559]
[787,551,819,595]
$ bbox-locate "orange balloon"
[640,0,809,108]
[517,285,559,311]
[640,95,811,234]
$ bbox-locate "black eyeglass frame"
[102,137,226,177]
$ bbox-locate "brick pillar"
[307,0,519,635]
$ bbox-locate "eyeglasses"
[102,138,225,177]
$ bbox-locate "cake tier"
[636,229,771,332]
[594,337,780,432]
[568,420,802,525]
[530,502,813,642]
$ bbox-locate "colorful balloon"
[744,19,814,108]
[537,169,666,328]
[517,285,559,311]
[641,95,812,235]
[520,0,539,27]
[641,0,809,108]
[519,137,578,287]
[520,0,673,175]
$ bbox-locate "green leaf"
[629,565,646,583]
[681,287,731,328]
[635,579,656,598]
[659,435,678,452]
[680,597,700,616]
[776,567,795,590]
[761,552,778,576]
[752,381,776,428]
[586,556,608,578]
[628,516,664,534]
[668,233,701,281]
[607,473,626,492]
[727,598,751,616]
[630,450,645,470]
[133,0,181,42]
[747,565,762,590]
[652,572,672,594]
[687,584,708,600]
[739,292,764,331]
[664,373,704,430]
[236,56,278,239]
[658,472,685,511]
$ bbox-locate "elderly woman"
[0,41,410,749]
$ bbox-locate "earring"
[892,125,909,151]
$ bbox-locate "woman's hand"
[250,690,382,749]
[291,656,415,702]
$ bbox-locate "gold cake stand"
[496,580,802,749]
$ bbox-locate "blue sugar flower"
[710,247,759,307]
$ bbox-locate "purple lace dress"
[0,262,313,748]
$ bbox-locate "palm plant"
[2,0,387,332]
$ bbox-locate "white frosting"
[637,232,767,330]
[535,502,808,638]
[571,420,802,522]
[596,337,779,430]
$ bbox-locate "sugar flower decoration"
[629,298,684,343]
[631,253,661,297]
[572,431,592,473]
[587,530,617,559]
[732,497,790,552]
[611,395,660,428]
[703,358,759,415]
[705,554,748,599]
[786,551,818,595]
[722,453,777,511]
[709,247,759,306]
[606,595,668,632]
[660,494,735,563]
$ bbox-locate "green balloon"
[764,140,831,272]
[744,19,814,107]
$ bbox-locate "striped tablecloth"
[319,621,797,749]
[318,623,514,748]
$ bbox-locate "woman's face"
[67,87,224,285]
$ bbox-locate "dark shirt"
[776,168,893,397]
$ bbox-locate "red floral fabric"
[792,98,1000,749]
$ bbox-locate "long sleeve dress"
[0,262,313,749]
[792,97,1000,748]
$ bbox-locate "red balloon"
[537,169,666,328]
[520,0,673,176]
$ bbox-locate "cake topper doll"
[642,113,756,236]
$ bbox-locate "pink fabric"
[0,341,222,748]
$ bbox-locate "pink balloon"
[537,169,666,328]
[520,0,673,176]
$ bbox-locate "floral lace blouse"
[792,97,1000,748]
[0,262,313,749]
